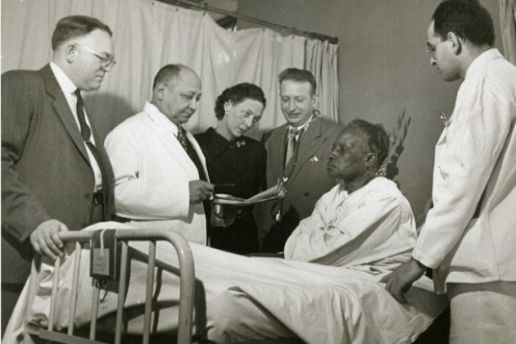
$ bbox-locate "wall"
[239,0,503,217]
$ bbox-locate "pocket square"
[309,156,319,162]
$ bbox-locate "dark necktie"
[176,125,210,224]
[176,125,188,149]
[176,125,207,182]
[75,89,108,204]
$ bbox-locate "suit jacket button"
[303,192,310,196]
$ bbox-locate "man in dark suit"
[1,15,116,331]
[261,68,343,252]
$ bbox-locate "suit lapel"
[288,118,326,184]
[186,130,210,183]
[270,125,289,180]
[41,65,90,162]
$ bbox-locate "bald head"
[151,64,202,126]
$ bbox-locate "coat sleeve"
[104,124,190,220]
[1,71,51,242]
[413,80,514,269]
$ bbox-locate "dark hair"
[51,15,112,50]
[152,64,193,90]
[278,68,317,95]
[214,83,266,120]
[432,0,495,46]
[344,119,390,168]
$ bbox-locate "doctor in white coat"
[105,64,213,244]
[383,2,516,343]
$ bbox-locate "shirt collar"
[210,127,247,148]
[288,115,313,133]
[464,48,502,81]
[50,62,78,96]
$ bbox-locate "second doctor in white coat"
[105,64,214,244]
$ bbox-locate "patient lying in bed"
[5,121,447,344]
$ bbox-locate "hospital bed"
[7,224,448,344]
[19,227,195,344]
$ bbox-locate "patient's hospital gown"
[285,177,417,269]
[5,178,446,344]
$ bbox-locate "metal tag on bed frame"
[90,229,120,281]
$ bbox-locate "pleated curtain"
[1,0,339,140]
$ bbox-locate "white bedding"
[5,223,447,344]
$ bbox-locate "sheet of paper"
[213,181,286,206]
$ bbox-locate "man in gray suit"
[261,68,343,252]
[1,15,116,331]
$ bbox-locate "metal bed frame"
[24,228,195,344]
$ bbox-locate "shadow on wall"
[379,109,411,184]
[85,93,139,143]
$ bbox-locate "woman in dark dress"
[196,83,266,254]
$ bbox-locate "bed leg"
[143,241,156,344]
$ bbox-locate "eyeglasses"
[76,43,116,70]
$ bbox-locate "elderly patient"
[9,120,444,344]
[285,119,415,266]
[206,119,419,342]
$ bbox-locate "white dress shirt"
[50,62,102,191]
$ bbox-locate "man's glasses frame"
[76,43,116,70]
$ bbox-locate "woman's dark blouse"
[195,127,266,254]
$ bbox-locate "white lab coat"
[105,102,210,244]
[412,49,516,291]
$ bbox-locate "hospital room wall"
[239,0,504,217]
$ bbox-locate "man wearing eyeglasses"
[1,15,116,331]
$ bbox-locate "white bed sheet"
[5,223,447,344]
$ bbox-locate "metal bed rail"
[26,228,195,344]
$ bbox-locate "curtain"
[305,39,339,122]
[1,0,339,140]
[499,0,516,65]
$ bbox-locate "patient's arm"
[285,194,398,261]
[284,182,416,267]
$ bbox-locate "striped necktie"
[74,89,108,208]
[177,125,188,149]
[285,127,304,166]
